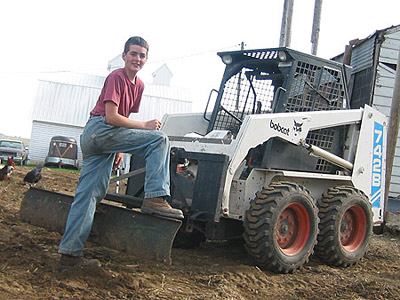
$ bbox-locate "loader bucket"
[20,188,182,265]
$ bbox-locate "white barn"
[29,64,192,167]
[333,24,400,198]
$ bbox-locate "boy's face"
[122,44,148,74]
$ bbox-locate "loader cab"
[207,47,352,175]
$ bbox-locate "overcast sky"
[0,0,399,138]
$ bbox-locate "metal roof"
[32,72,192,127]
[38,72,106,88]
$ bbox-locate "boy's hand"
[113,153,124,169]
[144,119,162,130]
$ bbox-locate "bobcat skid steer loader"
[21,47,387,273]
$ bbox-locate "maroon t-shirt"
[90,68,144,118]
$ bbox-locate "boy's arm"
[105,101,161,169]
[105,101,161,130]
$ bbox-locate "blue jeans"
[59,115,170,256]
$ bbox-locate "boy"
[58,36,183,270]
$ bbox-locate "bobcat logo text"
[270,120,290,136]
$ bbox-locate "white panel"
[385,26,400,38]
[380,48,399,64]
[373,93,393,105]
[374,105,391,117]
[382,37,400,50]
[32,81,101,127]
[394,149,400,159]
[380,30,400,65]
[376,68,396,87]
[389,175,400,185]
[388,182,400,197]
[372,64,396,117]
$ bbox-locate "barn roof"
[32,71,192,127]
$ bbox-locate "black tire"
[243,181,319,274]
[315,186,372,267]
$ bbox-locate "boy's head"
[124,36,149,56]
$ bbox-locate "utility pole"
[236,41,246,110]
[385,49,400,217]
[311,0,323,55]
[279,0,294,47]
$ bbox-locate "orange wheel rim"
[276,203,310,256]
[340,205,367,252]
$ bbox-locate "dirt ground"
[1,166,400,300]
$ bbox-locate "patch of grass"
[9,164,81,174]
[43,166,81,174]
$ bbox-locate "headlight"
[221,54,233,65]
[278,51,288,62]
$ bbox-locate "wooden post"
[311,0,323,55]
[385,49,400,217]
[279,0,294,47]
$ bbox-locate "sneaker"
[141,197,184,219]
[59,254,101,272]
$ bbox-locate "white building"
[29,62,192,167]
[333,24,400,198]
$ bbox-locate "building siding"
[370,26,400,197]
[340,25,400,198]
[351,37,375,73]
[29,120,84,166]
[33,80,101,127]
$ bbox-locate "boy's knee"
[155,130,169,142]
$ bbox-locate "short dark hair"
[124,36,149,55]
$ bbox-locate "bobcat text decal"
[270,120,290,136]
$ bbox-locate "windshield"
[0,141,23,149]
[210,65,277,137]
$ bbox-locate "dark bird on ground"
[0,157,15,181]
[23,166,43,186]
